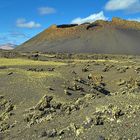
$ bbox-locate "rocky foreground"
[0,53,140,139]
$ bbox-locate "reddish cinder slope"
[15,18,140,55]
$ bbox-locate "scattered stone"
[47,129,57,137]
[82,67,89,72]
[76,127,84,136]
[8,72,13,75]
[135,80,140,87]
[48,67,55,71]
[69,123,84,136]
[70,123,77,132]
[75,78,88,85]
[0,123,10,132]
[117,79,126,86]
[112,108,124,119]
[28,68,44,72]
[98,136,105,140]
[94,86,110,95]
[88,73,103,86]
[126,77,136,88]
[67,83,84,92]
[5,104,14,113]
[64,89,72,96]
[102,65,111,72]
[30,54,39,60]
[135,67,140,73]
[58,129,65,136]
[40,130,47,137]
[51,102,62,109]
[94,115,104,125]
[92,104,126,126]
[0,97,15,132]
[40,129,57,138]
[103,64,114,72]
[70,104,80,112]
[24,95,65,126]
[83,116,93,129]
[0,95,4,99]
[35,95,53,111]
[49,87,54,91]
[32,54,39,58]
[71,70,77,75]
[117,66,128,73]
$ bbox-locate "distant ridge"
[0,43,16,50]
[15,18,140,55]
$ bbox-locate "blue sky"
[0,0,140,45]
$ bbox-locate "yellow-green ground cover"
[0,58,66,66]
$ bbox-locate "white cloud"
[105,0,140,12]
[8,31,29,38]
[16,18,41,29]
[38,7,56,15]
[128,18,140,22]
[71,11,108,24]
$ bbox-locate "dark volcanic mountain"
[15,18,140,55]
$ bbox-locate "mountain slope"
[15,18,140,55]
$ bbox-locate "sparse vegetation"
[0,53,140,140]
[0,58,67,66]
